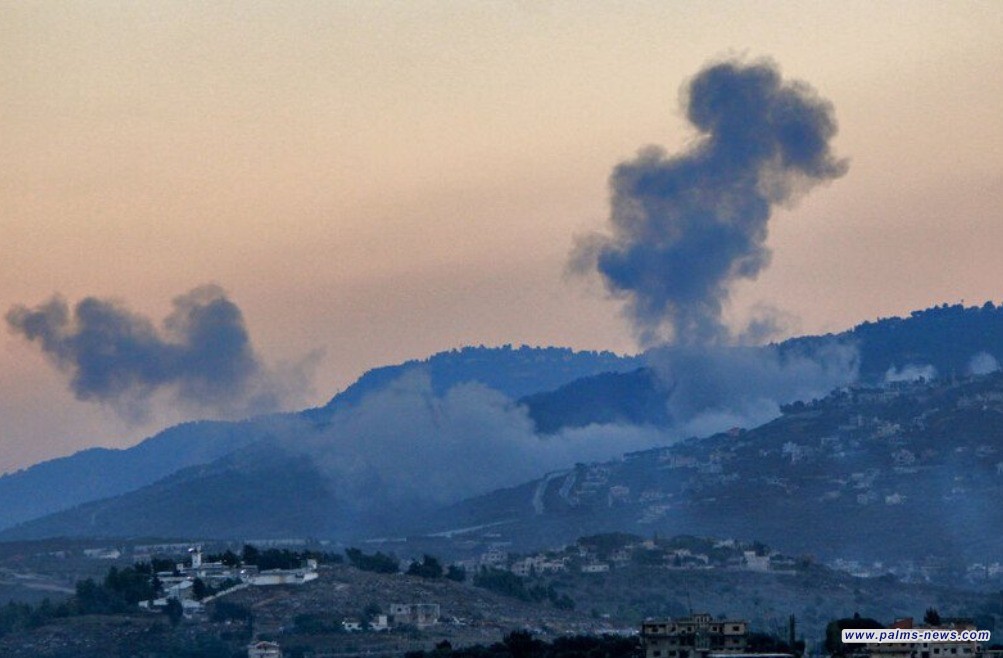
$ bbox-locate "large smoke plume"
[6,285,301,420]
[573,58,847,345]
[290,370,666,511]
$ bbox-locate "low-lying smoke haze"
[968,351,1000,376]
[288,370,667,510]
[277,340,860,516]
[573,58,847,346]
[884,363,938,384]
[647,342,860,437]
[6,285,310,422]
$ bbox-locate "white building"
[863,619,981,658]
[370,614,389,631]
[743,551,770,572]
[581,562,610,574]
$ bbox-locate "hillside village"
[0,315,1002,655]
[429,372,1003,583]
[459,533,803,579]
[0,527,1001,658]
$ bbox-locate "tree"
[924,608,942,626]
[345,548,399,574]
[192,577,208,601]
[210,600,252,624]
[363,602,382,621]
[473,568,530,601]
[103,566,155,605]
[242,544,260,566]
[75,578,127,615]
[150,557,178,575]
[504,630,542,658]
[825,615,883,657]
[407,555,444,579]
[445,565,466,582]
[164,598,183,627]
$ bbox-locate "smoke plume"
[646,341,859,436]
[293,370,666,511]
[884,363,937,384]
[968,351,1000,376]
[573,58,847,345]
[6,285,299,420]
[283,343,857,517]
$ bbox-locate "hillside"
[9,362,1003,576]
[0,346,638,534]
[786,302,1003,382]
[6,303,1003,552]
[0,420,269,531]
[437,371,1003,567]
[0,444,340,540]
[521,303,1003,434]
[0,554,998,657]
[310,345,642,419]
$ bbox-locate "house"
[390,603,440,628]
[641,613,748,658]
[480,547,507,567]
[370,614,390,631]
[510,555,568,577]
[743,551,770,572]
[248,640,282,658]
[510,557,539,577]
[83,547,122,560]
[856,617,984,658]
[581,562,610,574]
[249,567,318,586]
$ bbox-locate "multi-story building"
[642,613,749,658]
[389,603,440,628]
[247,640,282,658]
[862,617,982,658]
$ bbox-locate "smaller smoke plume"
[968,352,1000,376]
[573,58,847,345]
[884,364,937,384]
[737,303,801,345]
[6,285,300,420]
[646,341,859,436]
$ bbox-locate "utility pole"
[789,614,797,654]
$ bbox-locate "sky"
[2,1,1003,472]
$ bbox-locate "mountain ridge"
[6,302,1003,555]
[0,346,642,533]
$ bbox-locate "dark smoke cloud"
[573,58,847,345]
[6,285,300,420]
